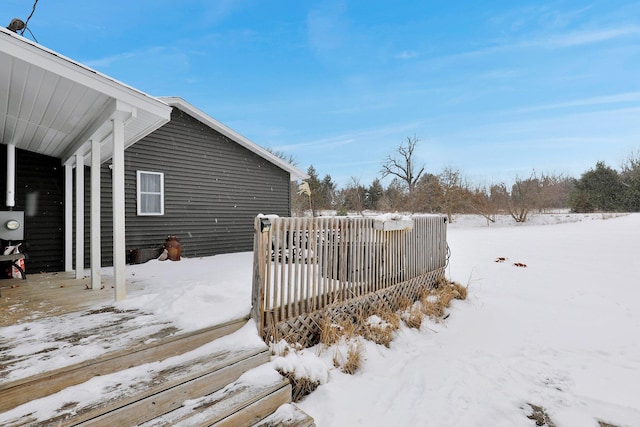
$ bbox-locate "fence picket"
[252,215,447,336]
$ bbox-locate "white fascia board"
[0,28,171,120]
[159,96,308,181]
[60,99,118,165]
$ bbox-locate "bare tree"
[509,172,542,222]
[536,172,573,212]
[343,176,366,215]
[469,185,498,225]
[377,178,409,212]
[437,167,468,223]
[490,183,511,213]
[381,135,425,212]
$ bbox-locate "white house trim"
[64,163,73,272]
[5,144,16,207]
[90,139,102,290]
[75,152,85,280]
[112,116,127,301]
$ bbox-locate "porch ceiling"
[0,28,171,165]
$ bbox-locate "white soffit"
[0,27,171,165]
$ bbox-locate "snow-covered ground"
[2,213,639,426]
[294,213,640,427]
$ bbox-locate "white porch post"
[64,162,73,272]
[75,153,84,280]
[112,116,126,301]
[90,139,102,290]
[5,144,16,208]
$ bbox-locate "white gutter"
[6,144,15,208]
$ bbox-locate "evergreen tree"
[320,174,336,209]
[414,173,442,213]
[366,178,384,210]
[570,162,624,212]
[302,165,336,215]
[304,166,322,216]
[620,153,640,211]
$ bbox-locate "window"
[137,171,164,215]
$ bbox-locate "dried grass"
[422,299,445,320]
[277,369,320,402]
[358,306,400,347]
[332,352,341,369]
[331,339,364,374]
[438,285,457,307]
[319,315,357,346]
[319,316,341,346]
[379,307,401,330]
[433,276,449,290]
[361,324,395,347]
[402,305,424,329]
[342,341,363,375]
[419,278,468,322]
[451,281,467,300]
[272,276,471,402]
[397,296,413,311]
[322,277,469,339]
[322,304,405,348]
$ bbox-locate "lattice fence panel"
[263,268,445,347]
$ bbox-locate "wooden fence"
[251,215,448,345]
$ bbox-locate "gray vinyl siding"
[96,108,291,266]
[0,147,64,273]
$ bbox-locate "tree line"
[570,156,640,213]
[284,138,640,221]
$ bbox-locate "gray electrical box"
[0,211,25,241]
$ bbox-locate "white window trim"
[137,170,165,216]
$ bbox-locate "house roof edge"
[158,96,308,181]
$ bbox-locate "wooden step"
[0,316,248,413]
[141,365,292,427]
[253,403,316,427]
[0,333,270,426]
[211,380,291,427]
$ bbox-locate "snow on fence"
[251,215,448,344]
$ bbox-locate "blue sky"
[3,1,640,188]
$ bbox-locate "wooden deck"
[0,272,145,327]
[0,273,316,426]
